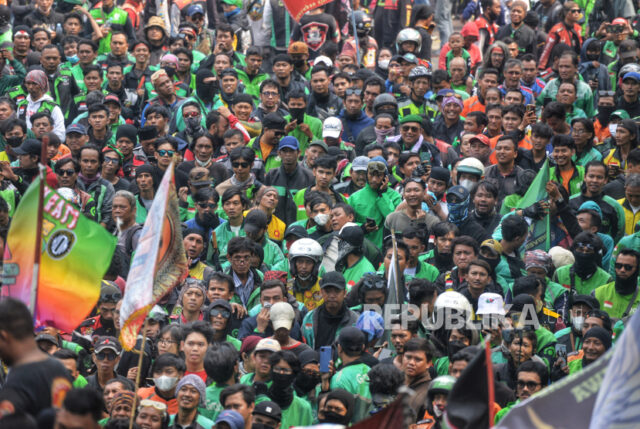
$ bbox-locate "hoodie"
[578,38,613,95]
[339,109,374,144]
[25,94,66,142]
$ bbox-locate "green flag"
[515,160,551,251]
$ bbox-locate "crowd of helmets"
[2,0,640,426]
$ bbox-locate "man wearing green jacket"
[293,155,347,221]
[330,327,372,400]
[235,47,270,101]
[595,249,640,320]
[284,91,322,154]
[568,326,612,375]
[549,135,584,196]
[348,157,402,248]
[248,113,287,174]
[403,227,439,282]
[201,343,238,421]
[553,232,612,295]
[0,48,26,97]
[335,226,376,290]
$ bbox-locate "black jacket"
[264,165,314,225]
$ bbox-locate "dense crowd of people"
[0,0,640,427]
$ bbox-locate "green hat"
[222,0,242,6]
[612,109,630,120]
[399,114,424,124]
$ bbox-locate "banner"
[495,349,611,428]
[119,165,188,350]
[515,159,550,251]
[1,178,116,332]
[589,310,640,428]
[282,0,333,22]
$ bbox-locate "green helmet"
[428,375,456,400]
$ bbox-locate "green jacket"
[573,147,603,167]
[568,357,584,374]
[248,136,282,173]
[330,361,372,399]
[536,326,558,369]
[0,59,26,96]
[284,113,323,154]
[342,256,376,290]
[210,221,246,267]
[348,184,402,248]
[235,68,270,100]
[537,78,595,118]
[405,260,439,283]
[281,393,314,429]
[495,400,519,424]
[553,265,613,296]
[549,165,584,196]
[302,305,358,349]
[90,6,129,55]
[201,382,228,421]
[293,186,348,221]
[594,281,640,320]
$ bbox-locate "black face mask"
[289,107,305,123]
[293,58,306,68]
[346,111,361,121]
[6,136,23,148]
[434,249,453,270]
[615,270,639,295]
[251,424,273,429]
[199,211,219,229]
[448,340,467,358]
[186,116,204,137]
[271,371,296,387]
[573,251,598,278]
[320,411,350,426]
[295,372,321,394]
[597,106,615,126]
[268,372,295,408]
[479,254,500,274]
[164,66,176,78]
[586,52,600,61]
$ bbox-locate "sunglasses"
[96,351,118,361]
[517,380,540,390]
[210,308,231,319]
[345,88,362,96]
[103,157,120,165]
[157,149,175,157]
[576,242,595,251]
[569,8,581,12]
[183,112,199,118]
[232,161,250,168]
[615,263,635,271]
[181,33,196,40]
[273,131,285,138]
[57,168,76,176]
[100,292,122,302]
[402,126,420,132]
[197,202,217,209]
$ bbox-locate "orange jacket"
[462,95,485,117]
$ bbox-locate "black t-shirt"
[0,358,72,417]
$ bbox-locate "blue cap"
[436,88,455,98]
[66,123,87,135]
[369,155,387,166]
[186,3,204,16]
[215,410,244,429]
[578,201,603,219]
[278,136,299,150]
[623,71,640,82]
[356,310,384,342]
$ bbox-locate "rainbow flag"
[1,178,117,333]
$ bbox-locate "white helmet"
[456,157,485,179]
[396,28,422,54]
[57,187,80,205]
[289,238,323,279]
[433,291,473,321]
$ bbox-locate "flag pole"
[30,135,49,316]
[390,229,400,304]
[129,319,148,429]
[350,0,361,65]
[485,336,495,427]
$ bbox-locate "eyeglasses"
[232,161,250,168]
[576,242,595,251]
[402,126,420,132]
[210,308,231,319]
[183,111,199,118]
[139,399,168,413]
[345,88,362,96]
[100,292,122,302]
[273,366,293,375]
[231,255,250,263]
[104,157,120,164]
[158,338,177,346]
[181,33,196,40]
[96,351,118,361]
[57,169,76,176]
[517,380,540,390]
[197,202,217,209]
[262,91,279,98]
[571,129,586,135]
[273,131,285,139]
[157,149,175,157]
[615,263,635,271]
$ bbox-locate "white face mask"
[609,123,618,137]
[154,375,179,391]
[313,213,330,226]
[378,59,390,70]
[572,315,584,331]
[433,405,444,417]
[460,179,474,191]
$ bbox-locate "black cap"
[284,224,309,240]
[116,124,138,144]
[244,209,268,234]
[508,294,536,314]
[94,336,122,354]
[139,125,158,141]
[253,401,282,421]
[339,226,364,248]
[338,326,365,352]
[208,299,232,315]
[13,138,41,156]
[319,271,346,290]
[430,166,450,184]
[262,113,287,131]
[35,333,60,347]
[572,295,600,310]
[298,349,319,366]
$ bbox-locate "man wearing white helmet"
[398,65,436,120]
[288,237,324,310]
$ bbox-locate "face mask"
[479,254,499,273]
[572,315,584,331]
[447,197,469,225]
[378,59,390,70]
[293,59,306,68]
[164,66,176,78]
[6,136,23,147]
[154,375,179,391]
[200,211,219,228]
[374,127,395,144]
[448,340,467,358]
[460,179,474,192]
[66,54,79,64]
[433,404,444,417]
[314,213,330,226]
[609,123,618,137]
[271,371,296,387]
[586,52,600,61]
[295,372,321,394]
[289,107,305,123]
[319,411,350,426]
[196,81,218,101]
[573,251,598,278]
[251,424,272,429]
[615,269,639,295]
[186,116,202,131]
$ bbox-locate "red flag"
[282,0,333,22]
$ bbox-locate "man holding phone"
[0,43,26,96]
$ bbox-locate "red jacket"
[539,21,582,69]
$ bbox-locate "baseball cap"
[476,293,506,315]
[270,302,295,331]
[240,335,262,355]
[611,109,631,120]
[253,401,282,421]
[436,88,455,99]
[338,326,366,352]
[94,336,122,354]
[319,271,346,290]
[480,239,503,254]
[572,294,600,310]
[446,185,470,203]
[13,139,41,156]
[254,338,281,353]
[351,156,370,172]
[309,140,329,153]
[186,3,205,15]
[288,41,309,55]
[278,135,299,150]
[188,167,211,187]
[470,134,490,146]
[262,113,287,131]
[66,123,87,135]
[215,410,244,429]
[244,209,268,234]
[323,117,343,139]
[619,39,638,59]
[400,53,418,64]
[284,224,308,240]
[314,55,333,68]
[623,71,640,82]
[103,94,121,107]
[35,333,60,347]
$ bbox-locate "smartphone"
[526,104,536,114]
[607,24,615,33]
[319,346,332,373]
[263,303,272,310]
[366,217,376,227]
[555,343,567,365]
